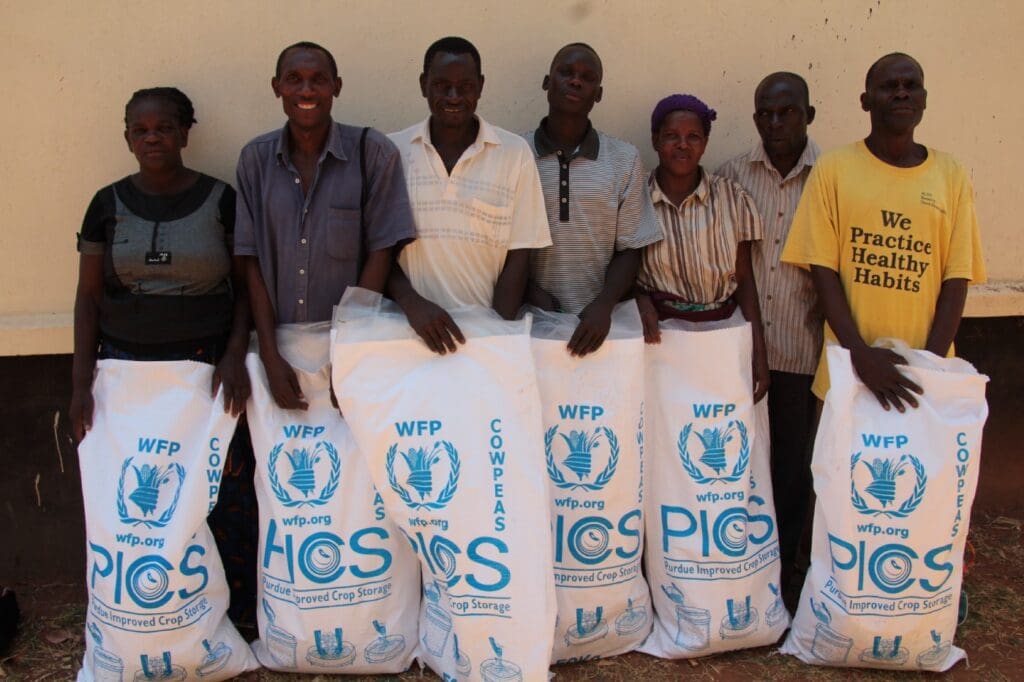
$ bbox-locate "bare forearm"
[357,247,394,294]
[734,242,765,344]
[386,261,423,310]
[244,257,280,360]
[810,265,868,351]
[492,249,530,320]
[72,294,100,389]
[225,256,252,356]
[925,278,968,356]
[596,248,641,307]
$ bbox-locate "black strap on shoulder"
[358,126,370,272]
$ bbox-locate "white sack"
[641,313,788,658]
[331,289,556,682]
[781,342,988,671]
[77,360,258,681]
[247,324,420,674]
[529,303,652,663]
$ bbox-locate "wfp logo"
[678,420,749,484]
[545,426,619,492]
[268,441,340,508]
[387,441,460,510]
[850,452,927,518]
[117,457,185,528]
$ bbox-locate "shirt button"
[766,321,772,326]
[561,197,568,203]
[766,294,773,301]
[298,298,304,305]
[299,268,305,275]
[774,239,781,244]
[770,266,776,272]
[561,180,567,186]
[301,238,307,245]
[777,211,784,217]
[294,178,300,184]
[562,164,568,170]
[556,150,563,156]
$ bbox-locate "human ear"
[806,105,816,125]
[594,85,603,104]
[419,72,428,98]
[271,76,281,99]
[333,77,343,97]
[542,74,551,92]
[860,92,869,112]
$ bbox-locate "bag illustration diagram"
[331,289,556,682]
[77,360,258,681]
[529,304,652,663]
[781,342,989,671]
[247,323,420,674]
[640,314,788,659]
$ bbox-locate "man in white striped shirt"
[717,72,822,604]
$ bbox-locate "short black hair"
[124,87,196,130]
[550,42,603,74]
[423,36,481,76]
[865,52,923,89]
[755,72,810,108]
[276,41,338,79]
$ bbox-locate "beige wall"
[1,0,1021,354]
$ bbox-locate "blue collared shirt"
[235,121,415,323]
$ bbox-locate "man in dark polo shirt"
[235,41,415,409]
[525,43,661,355]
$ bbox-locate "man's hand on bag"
[568,299,613,356]
[212,350,251,417]
[851,345,922,412]
[69,386,94,444]
[405,296,465,355]
[262,352,308,410]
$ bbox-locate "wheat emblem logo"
[386,441,460,510]
[268,441,340,508]
[545,425,619,492]
[677,420,749,485]
[117,457,185,528]
[850,452,926,518]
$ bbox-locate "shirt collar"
[532,118,600,160]
[749,137,820,180]
[275,120,346,166]
[648,167,711,208]
[411,115,502,149]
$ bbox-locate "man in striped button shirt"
[524,43,662,355]
[717,72,822,603]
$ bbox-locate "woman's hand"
[212,349,251,416]
[69,385,94,444]
[636,293,661,344]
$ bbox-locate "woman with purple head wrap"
[635,93,771,402]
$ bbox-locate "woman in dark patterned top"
[70,87,257,623]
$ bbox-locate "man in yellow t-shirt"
[782,53,986,409]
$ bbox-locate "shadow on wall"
[1,316,1021,583]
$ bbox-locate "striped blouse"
[638,169,762,305]
[716,141,823,375]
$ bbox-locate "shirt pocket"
[468,197,513,248]
[326,207,361,261]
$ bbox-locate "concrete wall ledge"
[0,281,1020,356]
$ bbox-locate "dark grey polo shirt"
[235,121,415,323]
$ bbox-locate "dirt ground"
[3,514,1020,682]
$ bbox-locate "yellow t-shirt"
[781,141,986,398]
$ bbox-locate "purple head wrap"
[651,94,717,136]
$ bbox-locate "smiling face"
[861,54,927,136]
[653,109,707,179]
[543,45,603,117]
[420,51,483,131]
[272,47,342,131]
[123,97,188,173]
[753,77,814,161]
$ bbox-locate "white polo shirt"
[389,117,552,309]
